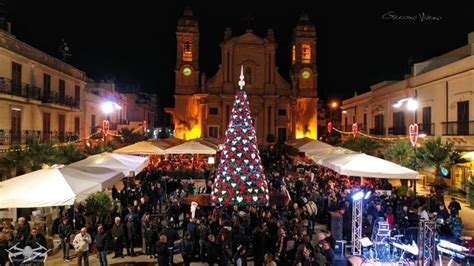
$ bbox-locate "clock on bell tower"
[176,6,200,95]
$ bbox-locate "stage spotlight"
[352,191,365,201]
[364,191,371,200]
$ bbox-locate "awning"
[308,147,356,162]
[68,153,149,176]
[0,167,106,208]
[298,140,334,154]
[318,153,419,180]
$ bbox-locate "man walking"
[73,227,92,266]
[58,217,73,261]
[95,225,109,266]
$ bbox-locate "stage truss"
[418,220,436,266]
[352,198,363,255]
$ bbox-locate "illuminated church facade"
[167,7,318,144]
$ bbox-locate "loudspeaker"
[334,240,345,256]
[330,211,343,240]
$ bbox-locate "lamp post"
[393,97,418,197]
[329,101,338,122]
[101,101,122,142]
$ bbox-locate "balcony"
[388,126,406,135]
[0,130,78,145]
[419,123,435,136]
[442,121,474,136]
[370,128,385,135]
[42,92,79,109]
[0,77,41,101]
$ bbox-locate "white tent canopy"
[308,147,356,162]
[298,140,334,154]
[318,153,419,180]
[114,141,166,155]
[285,137,315,149]
[165,140,217,155]
[0,167,107,208]
[68,153,149,176]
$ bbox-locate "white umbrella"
[165,141,217,155]
[0,167,105,208]
[114,141,166,155]
[298,140,334,154]
[68,153,149,176]
[319,153,419,180]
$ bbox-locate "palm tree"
[56,143,86,164]
[4,143,28,176]
[119,128,145,145]
[23,137,59,170]
[382,139,415,169]
[417,137,464,199]
[382,139,416,188]
[339,136,381,155]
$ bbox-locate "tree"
[119,128,145,145]
[4,143,28,176]
[23,137,59,170]
[382,139,415,169]
[339,136,381,155]
[84,141,113,155]
[56,143,86,164]
[417,137,464,195]
[211,75,269,206]
[84,191,113,225]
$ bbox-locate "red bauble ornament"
[243,167,249,173]
[236,158,243,164]
[233,175,239,181]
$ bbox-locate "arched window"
[245,67,252,85]
[301,44,311,63]
[183,40,192,61]
[292,45,296,64]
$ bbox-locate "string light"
[332,127,409,142]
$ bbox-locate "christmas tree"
[211,66,269,206]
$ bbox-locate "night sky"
[5,1,474,107]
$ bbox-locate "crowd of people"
[0,145,468,266]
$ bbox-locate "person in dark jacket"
[25,228,47,248]
[206,234,219,266]
[58,217,73,261]
[111,217,124,258]
[159,221,179,265]
[15,217,30,246]
[125,216,136,256]
[156,235,169,266]
[180,231,194,266]
[95,225,109,266]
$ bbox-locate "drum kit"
[360,222,419,264]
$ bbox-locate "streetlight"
[329,101,338,122]
[393,97,418,197]
[101,101,122,142]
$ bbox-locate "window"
[91,114,96,134]
[422,107,431,135]
[301,44,311,63]
[11,62,22,94]
[208,126,218,138]
[458,101,469,135]
[58,114,65,142]
[292,45,296,64]
[183,40,192,61]
[363,113,367,130]
[43,112,51,141]
[59,79,65,103]
[74,117,80,135]
[74,85,80,102]
[43,74,51,99]
[209,107,218,115]
[278,128,287,143]
[11,107,21,143]
[392,111,405,135]
[375,114,384,134]
[278,109,287,116]
[245,67,252,85]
